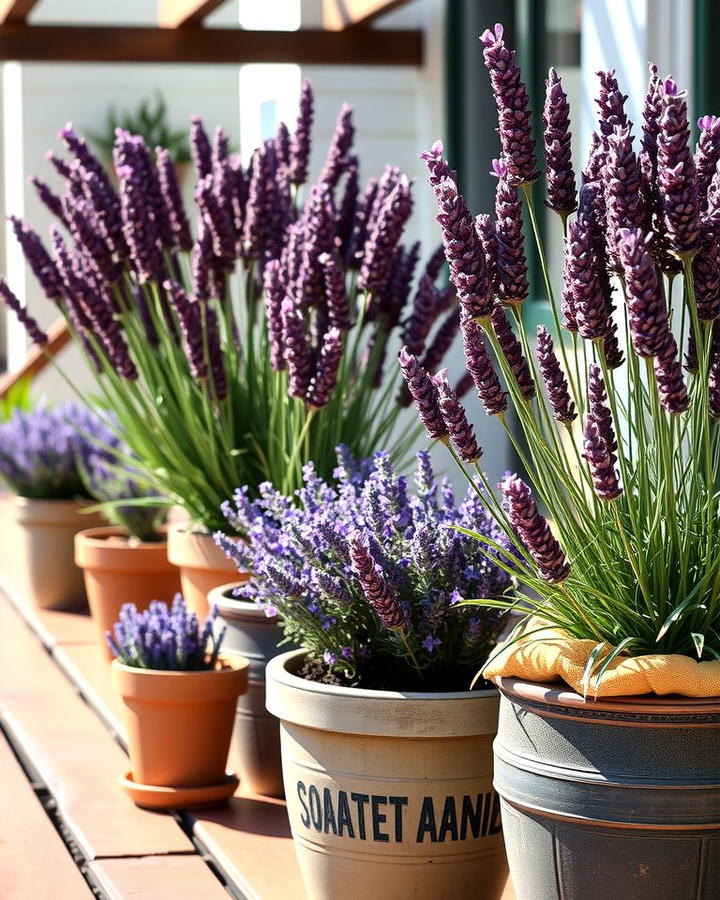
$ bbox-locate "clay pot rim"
[495,676,720,715]
[266,649,499,738]
[75,524,169,549]
[112,655,249,702]
[166,522,238,572]
[11,495,103,526]
[209,583,278,622]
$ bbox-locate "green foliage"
[0,377,33,422]
[88,94,191,164]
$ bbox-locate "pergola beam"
[0,24,423,65]
[157,0,229,29]
[0,0,39,25]
[322,0,414,31]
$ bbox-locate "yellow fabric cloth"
[484,620,720,697]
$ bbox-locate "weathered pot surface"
[266,649,507,900]
[495,676,720,900]
[210,584,286,797]
[166,524,243,620]
[75,525,181,661]
[7,496,103,610]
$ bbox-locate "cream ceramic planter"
[75,526,181,661]
[211,584,287,798]
[266,649,507,900]
[8,496,103,610]
[166,524,243,620]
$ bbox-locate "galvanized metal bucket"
[495,677,720,900]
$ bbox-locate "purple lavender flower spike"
[290,80,313,187]
[349,532,408,630]
[564,216,611,341]
[595,70,629,137]
[242,141,277,263]
[461,313,507,416]
[653,333,690,414]
[423,244,446,282]
[156,147,193,252]
[543,68,577,216]
[191,226,213,301]
[430,176,493,320]
[420,139,458,188]
[474,214,499,299]
[282,297,313,399]
[62,198,122,285]
[31,176,66,224]
[695,115,720,212]
[657,77,700,256]
[694,229,720,321]
[204,304,227,400]
[319,252,351,331]
[603,324,625,370]
[500,474,570,582]
[491,305,536,400]
[587,363,617,454]
[307,327,345,409]
[583,417,623,500]
[398,347,448,441]
[710,330,720,416]
[481,24,539,186]
[402,274,440,357]
[0,279,48,345]
[212,126,229,167]
[494,164,529,305]
[560,242,578,334]
[320,103,355,188]
[419,308,460,374]
[118,164,163,283]
[617,227,669,357]
[357,175,413,298]
[434,369,482,463]
[604,126,645,267]
[190,115,212,178]
[345,176,378,268]
[10,217,62,301]
[196,173,236,268]
[164,279,207,379]
[273,121,290,170]
[263,260,286,372]
[455,371,474,399]
[640,64,663,181]
[536,326,576,422]
[59,123,111,187]
[45,151,73,181]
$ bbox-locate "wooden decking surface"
[0,584,516,899]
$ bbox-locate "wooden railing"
[0,318,70,398]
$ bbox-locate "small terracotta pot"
[75,526,182,661]
[7,496,103,610]
[266,649,508,900]
[113,657,249,791]
[211,584,288,797]
[166,524,244,620]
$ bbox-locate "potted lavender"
[2,82,459,619]
[401,23,720,899]
[0,403,105,609]
[109,596,248,810]
[75,431,180,661]
[216,449,513,900]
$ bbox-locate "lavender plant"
[215,448,512,691]
[107,595,225,671]
[3,84,459,533]
[401,23,720,683]
[78,422,164,543]
[0,403,111,500]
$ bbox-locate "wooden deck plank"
[0,595,195,860]
[89,855,229,900]
[0,734,92,899]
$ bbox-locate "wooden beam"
[0,0,39,25]
[157,0,229,29]
[322,0,414,31]
[0,318,70,399]
[0,24,423,65]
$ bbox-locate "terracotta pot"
[266,649,507,900]
[75,526,182,661]
[211,584,288,798]
[113,657,249,792]
[166,524,244,620]
[495,677,720,900]
[7,496,103,610]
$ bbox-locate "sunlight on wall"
[238,0,301,162]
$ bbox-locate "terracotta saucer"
[119,771,239,810]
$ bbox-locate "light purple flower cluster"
[214,449,512,691]
[0,403,110,500]
[107,596,225,671]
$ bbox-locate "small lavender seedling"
[107,596,225,671]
